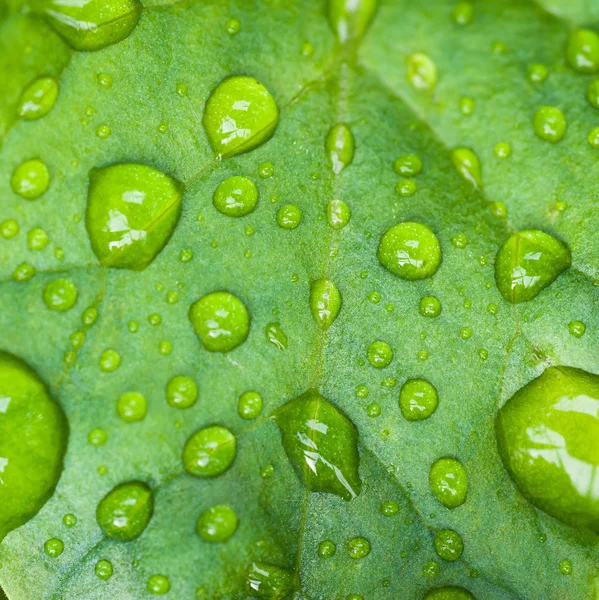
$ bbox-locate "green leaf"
[1,0,599,599]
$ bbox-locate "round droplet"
[116,392,147,422]
[381,500,399,516]
[43,278,78,311]
[203,76,279,158]
[406,53,437,90]
[533,106,566,143]
[45,0,142,51]
[96,481,154,541]
[429,458,468,509]
[347,536,371,559]
[559,559,573,575]
[183,426,236,477]
[18,77,59,120]
[378,222,442,280]
[318,540,336,558]
[0,219,19,239]
[238,390,263,420]
[213,176,258,217]
[568,321,586,338]
[566,29,599,73]
[86,163,184,271]
[13,262,36,282]
[95,559,113,580]
[394,154,422,177]
[494,142,511,158]
[496,366,599,533]
[188,291,250,353]
[495,230,570,304]
[276,205,302,229]
[326,123,355,174]
[310,278,342,330]
[423,587,475,600]
[196,504,238,542]
[147,574,170,595]
[452,2,474,25]
[451,148,481,187]
[434,529,463,561]
[28,227,49,250]
[11,158,50,200]
[423,560,439,578]
[326,199,351,229]
[419,296,441,318]
[367,340,393,368]
[99,349,121,372]
[88,428,107,446]
[44,538,64,557]
[399,379,438,421]
[528,63,548,83]
[396,178,417,197]
[246,562,294,599]
[166,376,198,409]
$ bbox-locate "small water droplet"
[328,0,377,43]
[310,278,342,329]
[559,559,573,575]
[568,321,586,338]
[276,204,302,229]
[429,457,468,508]
[43,278,78,311]
[451,148,481,187]
[494,142,511,158]
[326,123,355,174]
[117,392,147,422]
[148,574,170,595]
[225,18,240,35]
[246,562,294,598]
[367,340,393,368]
[451,1,474,25]
[95,559,113,580]
[347,536,371,559]
[396,178,417,197]
[399,379,438,421]
[166,376,198,409]
[434,529,463,561]
[18,76,58,120]
[326,199,351,229]
[566,29,599,73]
[63,513,77,527]
[28,227,49,250]
[317,540,336,558]
[213,176,258,217]
[97,73,113,88]
[238,390,263,420]
[88,428,107,446]
[533,106,566,143]
[528,63,548,83]
[196,505,238,542]
[393,154,422,177]
[423,560,439,578]
[419,296,441,318]
[406,53,438,90]
[265,322,288,350]
[44,538,64,557]
[99,349,121,372]
[183,426,236,477]
[0,219,19,239]
[11,158,50,199]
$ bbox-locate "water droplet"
[238,391,263,420]
[117,392,147,422]
[70,331,84,350]
[179,248,193,262]
[96,124,111,139]
[434,529,463,561]
[419,296,441,318]
[378,222,442,280]
[0,219,19,239]
[588,127,599,148]
[203,76,279,158]
[196,505,238,542]
[494,230,570,303]
[13,262,36,282]
[44,538,64,557]
[399,379,438,421]
[166,376,198,409]
[326,199,351,229]
[393,154,422,177]
[326,123,355,174]
[318,540,336,558]
[11,158,50,199]
[367,340,393,368]
[213,176,258,217]
[176,83,188,97]
[587,80,599,109]
[528,63,548,83]
[533,106,566,143]
[276,204,302,229]
[451,148,481,187]
[423,587,475,600]
[43,278,78,311]
[396,178,417,197]
[97,73,113,88]
[496,366,599,533]
[88,428,107,446]
[147,574,170,595]
[188,291,250,353]
[381,500,399,516]
[44,0,142,51]
[18,77,58,120]
[347,536,371,559]
[260,464,274,479]
[406,53,437,90]
[494,142,511,158]
[328,0,377,43]
[429,457,468,508]
[28,227,49,251]
[566,29,599,73]
[99,349,121,372]
[459,97,475,116]
[310,279,342,329]
[95,559,113,580]
[96,481,153,541]
[568,321,586,338]
[225,17,240,34]
[423,560,439,578]
[127,320,139,333]
[451,2,474,25]
[265,322,288,350]
[82,306,98,327]
[86,163,184,270]
[63,513,77,527]
[183,426,236,477]
[246,562,294,599]
[559,559,573,575]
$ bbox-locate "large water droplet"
[246,562,294,599]
[18,77,59,120]
[96,481,153,541]
[188,291,250,353]
[429,457,468,509]
[497,366,599,533]
[44,0,142,51]
[328,0,377,43]
[273,390,361,500]
[0,352,68,540]
[326,123,355,174]
[310,278,342,329]
[182,426,236,477]
[213,176,258,217]
[566,29,599,73]
[494,230,570,304]
[451,148,481,187]
[86,163,184,270]
[203,76,279,158]
[377,222,442,280]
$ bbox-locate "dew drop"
[43,278,78,311]
[183,426,236,477]
[434,529,463,561]
[310,278,342,330]
[28,227,49,250]
[429,457,468,509]
[276,204,302,229]
[196,505,238,542]
[528,63,548,83]
[406,53,437,91]
[246,562,294,599]
[95,559,113,580]
[18,76,58,120]
[533,106,566,143]
[11,158,50,200]
[423,560,439,578]
[44,538,64,557]
[326,199,351,229]
[451,148,481,187]
[423,587,475,600]
[381,500,399,516]
[494,142,511,158]
[568,321,586,338]
[399,379,438,421]
[451,2,474,25]
[566,29,599,73]
[419,296,441,318]
[367,340,393,368]
[225,18,240,35]
[265,322,288,350]
[328,0,377,43]
[88,428,107,446]
[318,540,336,558]
[559,559,572,575]
[63,513,77,527]
[147,574,170,595]
[326,123,355,174]
[116,392,147,422]
[213,176,258,217]
[238,390,263,420]
[587,80,599,109]
[166,376,198,409]
[394,154,422,177]
[0,219,19,239]
[99,349,121,372]
[347,536,370,558]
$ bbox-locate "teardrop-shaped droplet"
[325,123,355,174]
[377,222,442,280]
[310,278,342,329]
[265,322,288,350]
[423,587,475,600]
[273,390,361,500]
[494,230,571,304]
[328,0,378,43]
[246,562,295,599]
[451,148,481,187]
[18,76,59,120]
[203,76,279,158]
[44,0,142,52]
[188,291,250,353]
[326,199,351,229]
[497,366,599,533]
[86,163,183,271]
[0,351,68,540]
[429,457,468,509]
[96,481,153,541]
[406,53,438,91]
[566,29,599,73]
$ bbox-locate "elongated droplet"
[44,0,142,52]
[0,352,68,540]
[310,278,342,329]
[497,366,599,533]
[86,163,184,271]
[566,29,599,73]
[273,390,361,500]
[429,457,468,508]
[328,0,378,43]
[326,123,355,174]
[203,76,279,158]
[406,53,438,91]
[265,322,288,350]
[494,230,570,304]
[423,587,475,600]
[18,77,59,120]
[246,562,295,599]
[451,148,481,187]
[326,199,351,229]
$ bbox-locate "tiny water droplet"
[381,500,399,516]
[429,457,468,508]
[147,574,170,595]
[183,426,236,477]
[528,63,548,83]
[328,0,377,43]
[246,562,294,599]
[568,321,586,338]
[326,199,351,229]
[63,513,77,527]
[88,428,107,446]
[393,154,422,177]
[559,559,572,575]
[44,538,64,557]
[367,340,393,368]
[494,142,511,158]
[326,123,355,174]
[451,2,474,25]
[347,536,371,559]
[28,227,49,250]
[238,390,263,420]
[225,18,240,35]
[0,219,19,239]
[423,560,439,578]
[99,349,121,372]
[166,376,198,409]
[419,296,441,318]
[95,559,113,580]
[396,178,417,197]
[11,158,50,199]
[276,204,302,229]
[117,392,147,422]
[318,540,336,558]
